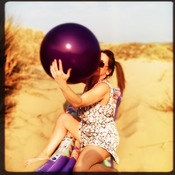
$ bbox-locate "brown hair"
[101,50,125,95]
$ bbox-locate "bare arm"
[50,59,109,108]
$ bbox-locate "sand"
[4,58,173,172]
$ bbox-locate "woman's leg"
[38,112,81,157]
[73,145,117,172]
[24,112,80,166]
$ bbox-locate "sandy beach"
[4,57,173,173]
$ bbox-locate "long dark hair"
[101,50,125,95]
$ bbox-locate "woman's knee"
[57,112,71,122]
[57,112,78,130]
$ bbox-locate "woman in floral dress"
[25,50,125,172]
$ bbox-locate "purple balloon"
[47,156,69,172]
[61,157,76,172]
[36,160,54,172]
[40,23,101,84]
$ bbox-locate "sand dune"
[4,58,173,172]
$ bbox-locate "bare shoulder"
[95,82,111,105]
[93,81,111,99]
[94,81,110,91]
[80,81,111,106]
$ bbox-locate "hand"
[50,59,72,86]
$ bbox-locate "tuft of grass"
[4,18,44,126]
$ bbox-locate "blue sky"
[5,1,173,43]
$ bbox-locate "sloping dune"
[5,58,173,172]
[4,23,173,172]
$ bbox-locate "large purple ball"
[40,23,101,84]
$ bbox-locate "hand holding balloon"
[50,59,72,87]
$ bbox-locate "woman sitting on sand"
[25,50,125,172]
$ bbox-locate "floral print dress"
[78,80,120,164]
